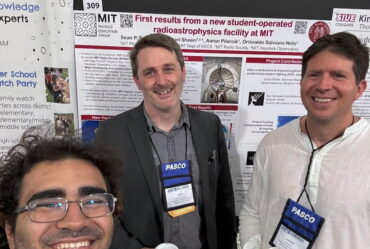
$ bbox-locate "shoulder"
[100,105,143,127]
[358,117,370,129]
[350,117,370,138]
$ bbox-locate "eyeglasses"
[15,193,117,223]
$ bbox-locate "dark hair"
[129,33,185,77]
[0,133,123,231]
[302,32,369,84]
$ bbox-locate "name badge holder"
[270,199,324,249]
[159,160,196,217]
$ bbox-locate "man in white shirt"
[239,32,370,249]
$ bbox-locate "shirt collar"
[144,102,190,133]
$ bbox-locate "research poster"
[0,0,77,156]
[331,8,370,119]
[74,10,331,212]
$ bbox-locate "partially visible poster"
[332,8,370,45]
[332,8,370,119]
[0,1,77,156]
[74,11,330,213]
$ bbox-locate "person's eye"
[144,71,154,77]
[84,198,106,206]
[34,201,64,209]
[164,67,175,72]
[306,72,319,78]
[334,73,345,79]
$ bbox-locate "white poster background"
[74,11,330,213]
[0,1,77,156]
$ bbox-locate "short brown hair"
[302,32,369,84]
[129,33,185,77]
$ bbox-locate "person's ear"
[134,76,142,90]
[181,66,186,83]
[355,80,367,100]
[5,221,15,249]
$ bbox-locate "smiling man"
[95,33,236,249]
[239,32,370,249]
[0,134,122,249]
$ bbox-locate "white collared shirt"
[239,118,370,249]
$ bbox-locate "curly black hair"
[0,132,123,232]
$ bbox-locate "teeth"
[56,241,90,249]
[314,97,332,103]
[155,89,171,94]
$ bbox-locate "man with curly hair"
[0,131,123,249]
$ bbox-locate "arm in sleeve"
[95,124,147,249]
[215,117,237,249]
[238,146,265,249]
[109,218,146,249]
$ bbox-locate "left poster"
[0,0,77,156]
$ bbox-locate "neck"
[301,115,356,147]
[144,104,182,133]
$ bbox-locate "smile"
[155,88,173,95]
[313,97,333,103]
[55,240,90,249]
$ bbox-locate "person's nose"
[316,73,333,92]
[155,71,168,85]
[56,201,90,230]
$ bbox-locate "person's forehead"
[307,50,354,70]
[137,47,178,66]
[18,158,107,205]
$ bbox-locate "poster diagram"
[201,57,241,104]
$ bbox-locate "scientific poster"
[74,10,330,212]
[0,0,77,156]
